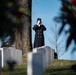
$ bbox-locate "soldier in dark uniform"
[33,18,46,48]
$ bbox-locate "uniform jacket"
[33,24,46,48]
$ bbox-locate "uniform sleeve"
[33,25,38,30]
[42,25,46,31]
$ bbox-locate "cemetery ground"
[2,55,76,75]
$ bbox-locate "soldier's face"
[37,20,41,24]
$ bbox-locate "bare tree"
[48,21,65,58]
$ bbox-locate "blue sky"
[32,0,76,60]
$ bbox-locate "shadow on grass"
[3,64,27,75]
[71,64,76,71]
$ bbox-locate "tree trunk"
[15,0,32,54]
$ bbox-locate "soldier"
[33,18,46,48]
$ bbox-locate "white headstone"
[15,50,22,64]
[50,48,54,64]
[44,46,54,64]
[0,48,3,67]
[33,47,47,71]
[0,50,2,71]
[27,52,33,75]
[3,47,16,66]
[43,47,49,67]
[0,47,22,67]
[27,52,44,75]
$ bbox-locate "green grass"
[3,64,27,75]
[44,59,76,75]
[2,56,76,75]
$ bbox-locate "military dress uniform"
[33,24,46,48]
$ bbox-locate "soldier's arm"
[33,25,38,30]
[42,25,46,31]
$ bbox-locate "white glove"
[37,23,40,27]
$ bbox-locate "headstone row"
[27,46,54,75]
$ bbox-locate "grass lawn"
[44,59,76,75]
[2,55,76,75]
[3,64,27,75]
